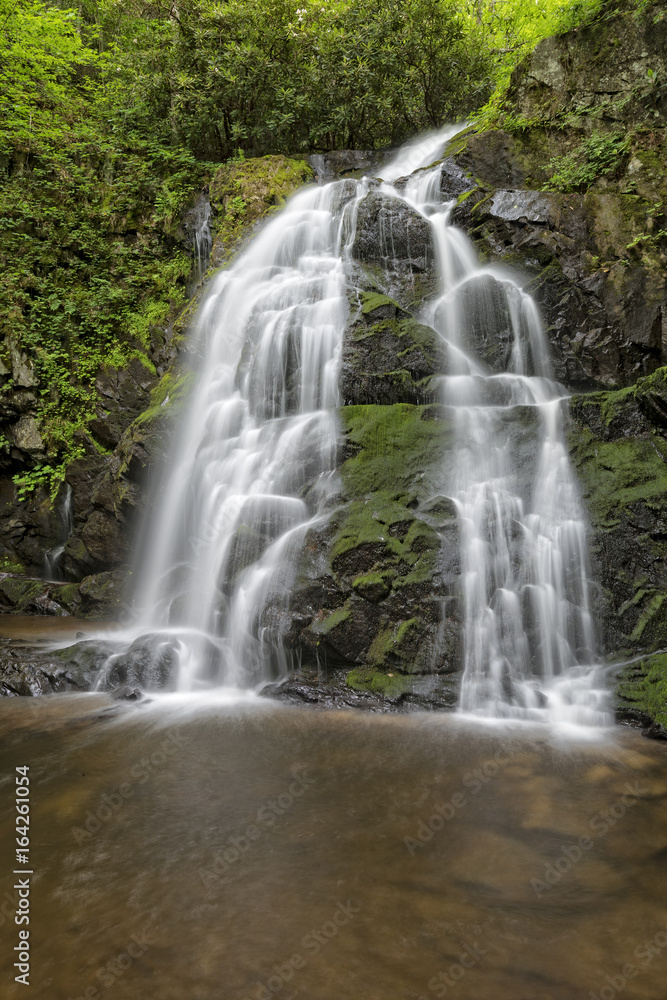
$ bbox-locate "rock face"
[277,403,460,682]
[451,184,666,390]
[351,190,439,310]
[569,382,667,656]
[340,291,442,406]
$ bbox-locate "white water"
[398,166,609,724]
[112,177,366,689]
[99,127,609,724]
[44,483,73,582]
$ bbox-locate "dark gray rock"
[351,191,439,310]
[308,150,386,183]
[340,286,442,406]
[450,181,666,391]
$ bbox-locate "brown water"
[0,614,117,642]
[1,694,666,1000]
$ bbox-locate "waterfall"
[101,126,610,723]
[120,179,365,689]
[44,484,73,582]
[396,167,609,724]
[184,194,213,291]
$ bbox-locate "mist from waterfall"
[99,126,609,725]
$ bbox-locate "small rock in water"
[112,685,145,702]
[641,721,667,742]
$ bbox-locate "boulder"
[351,191,439,309]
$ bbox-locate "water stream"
[398,165,605,724]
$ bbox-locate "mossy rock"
[340,403,450,497]
[568,382,667,657]
[636,367,667,427]
[340,284,443,406]
[346,666,413,701]
[568,424,667,529]
[352,571,391,603]
[616,651,667,728]
[282,402,459,676]
[0,576,45,611]
[209,155,314,265]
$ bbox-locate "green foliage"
[547,131,630,192]
[471,0,658,131]
[0,1,210,496]
[0,0,657,504]
[93,0,495,158]
[0,0,97,157]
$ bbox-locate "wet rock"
[10,416,43,452]
[308,150,383,183]
[635,367,667,427]
[261,663,459,712]
[112,685,145,702]
[0,568,128,620]
[351,191,438,309]
[271,403,462,675]
[569,386,667,658]
[96,635,179,691]
[0,656,74,696]
[353,191,433,270]
[449,180,666,391]
[81,510,129,567]
[9,340,38,388]
[448,273,520,374]
[340,287,442,406]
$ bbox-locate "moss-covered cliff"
[0,153,312,598]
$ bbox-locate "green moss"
[0,577,44,610]
[367,617,421,664]
[340,403,449,497]
[209,155,313,264]
[311,602,352,636]
[569,425,667,526]
[51,583,82,608]
[346,665,413,699]
[617,652,667,726]
[330,496,412,564]
[352,316,439,360]
[0,556,25,574]
[631,593,666,641]
[352,571,391,601]
[134,370,196,429]
[359,291,403,316]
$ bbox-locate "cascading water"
[44,484,73,582]
[396,165,608,724]
[119,181,362,689]
[98,129,459,693]
[102,126,609,723]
